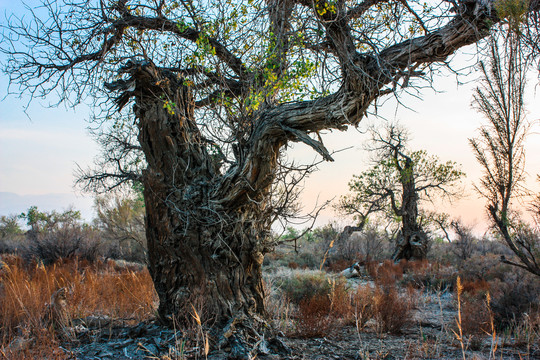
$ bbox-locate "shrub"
[293,275,353,337]
[295,293,335,337]
[459,254,511,282]
[329,226,392,263]
[461,279,489,294]
[489,272,540,330]
[0,215,26,255]
[459,292,492,335]
[326,258,353,273]
[0,237,21,255]
[371,260,404,286]
[22,225,103,265]
[352,285,376,329]
[276,270,337,305]
[93,192,147,264]
[351,282,414,335]
[401,261,457,292]
[373,285,414,335]
[328,280,354,320]
[263,278,293,333]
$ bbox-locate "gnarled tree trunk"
[115,62,272,329]
[392,158,428,261]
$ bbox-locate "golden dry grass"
[0,255,157,359]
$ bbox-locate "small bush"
[373,285,414,334]
[401,261,457,292]
[352,285,376,328]
[22,226,103,265]
[293,276,353,337]
[276,270,337,305]
[328,225,393,263]
[329,281,354,320]
[459,254,511,282]
[326,258,353,273]
[351,282,414,335]
[295,294,335,337]
[489,272,540,330]
[371,260,404,286]
[459,292,492,335]
[270,269,355,338]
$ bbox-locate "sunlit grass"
[0,255,157,359]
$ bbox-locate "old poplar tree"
[2,0,539,334]
[336,124,464,261]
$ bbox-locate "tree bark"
[392,158,428,261]
[145,186,267,326]
[115,62,269,328]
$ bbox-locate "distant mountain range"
[0,192,96,222]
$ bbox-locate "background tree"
[94,190,147,263]
[19,206,82,239]
[0,215,23,239]
[337,124,464,261]
[469,33,540,277]
[3,0,540,345]
[450,218,477,264]
[17,206,102,264]
[0,214,24,254]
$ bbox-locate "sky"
[1,1,539,235]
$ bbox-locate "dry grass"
[326,258,353,273]
[0,254,157,359]
[370,260,404,286]
[278,266,415,338]
[373,285,414,335]
[295,293,336,337]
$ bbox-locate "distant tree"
[469,34,540,277]
[312,222,341,245]
[19,206,82,238]
[450,219,477,263]
[94,191,147,263]
[0,214,24,253]
[16,206,102,264]
[279,226,301,241]
[333,222,390,262]
[337,124,464,261]
[0,214,23,238]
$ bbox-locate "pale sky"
[1,1,539,234]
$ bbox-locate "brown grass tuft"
[293,278,354,338]
[326,258,353,273]
[461,279,489,295]
[372,285,413,335]
[295,293,335,338]
[351,282,414,335]
[369,260,404,286]
[0,256,157,358]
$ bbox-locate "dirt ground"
[58,278,538,360]
[279,288,538,359]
